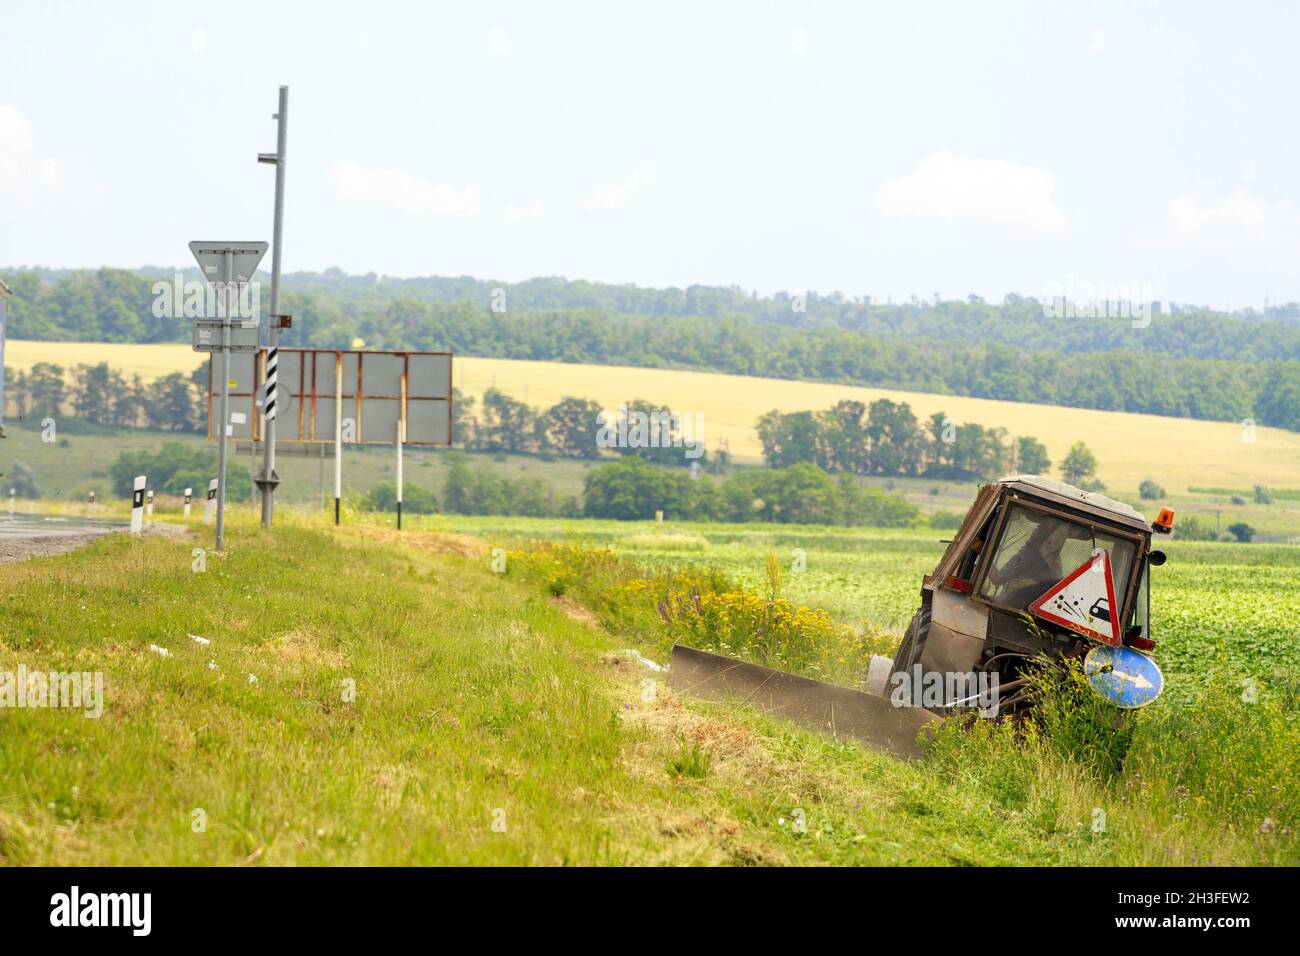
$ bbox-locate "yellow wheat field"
[7,339,1298,493]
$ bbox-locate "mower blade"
[667,644,939,760]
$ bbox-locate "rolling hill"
[6,339,1299,494]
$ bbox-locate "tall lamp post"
[256,85,289,526]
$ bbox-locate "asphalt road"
[0,513,127,564]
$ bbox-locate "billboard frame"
[206,347,454,447]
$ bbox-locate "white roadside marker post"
[184,488,192,519]
[7,489,13,516]
[130,475,146,535]
[203,479,218,525]
[146,489,154,522]
[396,418,404,530]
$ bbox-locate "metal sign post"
[189,241,268,552]
[395,419,405,529]
[335,352,343,524]
[256,85,289,527]
[201,348,452,527]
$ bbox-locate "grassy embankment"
[0,508,1296,865]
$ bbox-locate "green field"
[438,515,1300,688]
[7,418,1300,541]
[2,507,1295,865]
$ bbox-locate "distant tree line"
[5,361,203,432]
[453,388,725,469]
[5,267,1300,432]
[754,399,1052,481]
[365,454,581,519]
[107,442,251,501]
[364,455,921,526]
[580,457,920,525]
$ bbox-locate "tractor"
[668,475,1171,759]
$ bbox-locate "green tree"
[865,399,923,476]
[146,373,201,432]
[70,363,115,423]
[1138,478,1165,500]
[108,442,250,501]
[1060,441,1098,485]
[1016,436,1051,475]
[6,461,40,498]
[582,456,691,520]
[539,397,603,458]
[815,400,869,474]
[755,409,820,468]
[478,387,534,453]
[27,362,66,418]
[1226,522,1255,543]
[751,463,842,524]
[366,482,438,514]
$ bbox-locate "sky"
[2,0,1299,310]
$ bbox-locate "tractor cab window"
[978,504,1136,614]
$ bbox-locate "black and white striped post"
[130,475,145,535]
[256,343,281,524]
[203,478,218,525]
[183,487,192,519]
[263,347,278,424]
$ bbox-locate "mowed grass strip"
[1,512,1294,865]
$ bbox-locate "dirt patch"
[550,596,603,630]
[344,527,489,559]
[137,522,190,539]
[614,679,783,807]
[259,629,348,669]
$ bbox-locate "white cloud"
[502,199,545,224]
[873,149,1068,237]
[582,160,656,212]
[329,159,480,217]
[0,105,39,181]
[1140,190,1300,273]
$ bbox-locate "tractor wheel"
[889,605,931,703]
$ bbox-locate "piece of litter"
[149,644,172,658]
[617,649,663,672]
[208,661,219,671]
[248,673,258,684]
[189,634,211,646]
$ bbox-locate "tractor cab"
[889,475,1170,712]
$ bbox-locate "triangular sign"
[1028,548,1122,646]
[188,241,268,285]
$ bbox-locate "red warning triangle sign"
[1028,549,1122,646]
